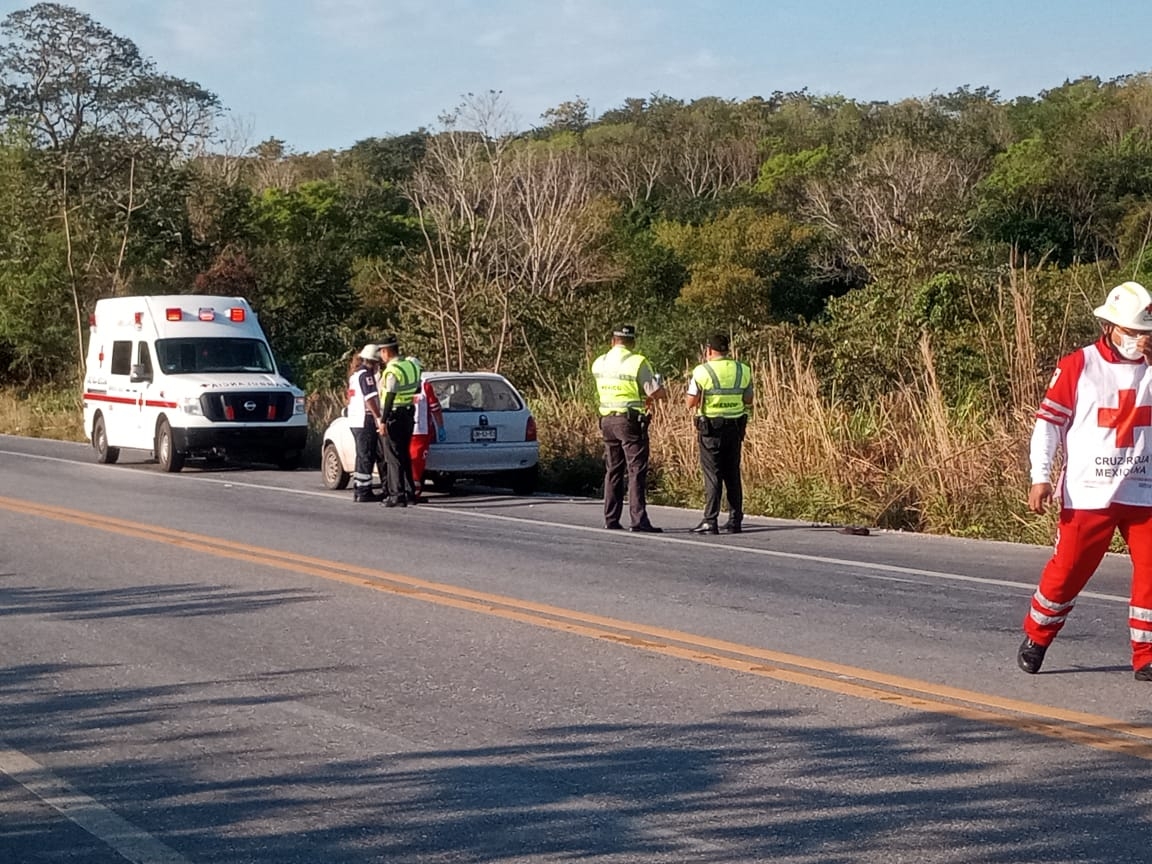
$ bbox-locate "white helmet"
[357,344,380,361]
[1094,281,1152,331]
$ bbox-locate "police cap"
[613,324,637,340]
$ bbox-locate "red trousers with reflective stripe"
[1024,503,1152,669]
[409,433,433,495]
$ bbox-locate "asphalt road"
[2,434,1151,863]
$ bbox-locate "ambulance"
[82,295,308,472]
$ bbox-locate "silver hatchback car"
[321,371,540,495]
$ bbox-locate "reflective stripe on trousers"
[1024,502,1152,668]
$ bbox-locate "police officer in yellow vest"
[592,324,667,532]
[685,332,753,534]
[378,334,421,508]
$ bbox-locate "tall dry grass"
[0,389,85,441]
[532,341,1046,542]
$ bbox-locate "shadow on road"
[1,658,1149,863]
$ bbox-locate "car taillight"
[526,416,537,441]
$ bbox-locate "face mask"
[1117,333,1145,360]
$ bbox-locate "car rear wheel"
[93,414,119,464]
[156,418,185,473]
[322,442,349,489]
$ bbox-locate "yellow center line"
[5,494,1152,759]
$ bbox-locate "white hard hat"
[358,344,380,361]
[1094,281,1152,331]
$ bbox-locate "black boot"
[691,520,719,535]
[353,489,381,503]
[1017,637,1047,674]
[722,517,743,534]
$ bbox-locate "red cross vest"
[1038,338,1152,508]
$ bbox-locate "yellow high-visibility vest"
[692,358,751,418]
[384,358,420,406]
[592,345,647,416]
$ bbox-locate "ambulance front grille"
[199,392,295,423]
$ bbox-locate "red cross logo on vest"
[1098,389,1152,448]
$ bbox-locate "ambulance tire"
[322,442,349,489]
[92,414,119,464]
[156,418,185,473]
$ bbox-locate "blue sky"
[15,0,1152,153]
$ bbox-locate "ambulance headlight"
[182,396,203,415]
[294,395,306,416]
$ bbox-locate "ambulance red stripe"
[83,392,179,409]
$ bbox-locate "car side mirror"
[129,364,152,383]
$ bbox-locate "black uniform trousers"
[601,412,653,528]
[382,406,416,501]
[697,416,746,524]
[351,419,379,499]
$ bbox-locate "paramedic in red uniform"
[1019,281,1152,680]
[408,358,444,502]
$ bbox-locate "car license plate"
[471,427,497,442]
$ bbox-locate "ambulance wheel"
[322,442,349,489]
[156,419,185,473]
[93,414,119,464]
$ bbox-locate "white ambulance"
[82,295,308,472]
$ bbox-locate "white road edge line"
[0,447,1127,604]
[0,744,192,864]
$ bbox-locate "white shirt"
[346,368,379,427]
[1033,338,1152,508]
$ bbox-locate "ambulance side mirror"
[129,364,152,383]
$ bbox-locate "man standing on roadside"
[591,324,667,533]
[686,332,753,534]
[1019,281,1152,680]
[377,335,420,508]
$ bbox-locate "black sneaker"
[1017,637,1047,674]
[1135,664,1152,681]
[722,521,743,534]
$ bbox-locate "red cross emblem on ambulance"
[1098,389,1152,448]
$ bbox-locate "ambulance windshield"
[155,338,276,374]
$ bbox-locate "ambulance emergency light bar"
[87,303,248,329]
[163,306,246,322]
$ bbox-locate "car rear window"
[432,377,523,412]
